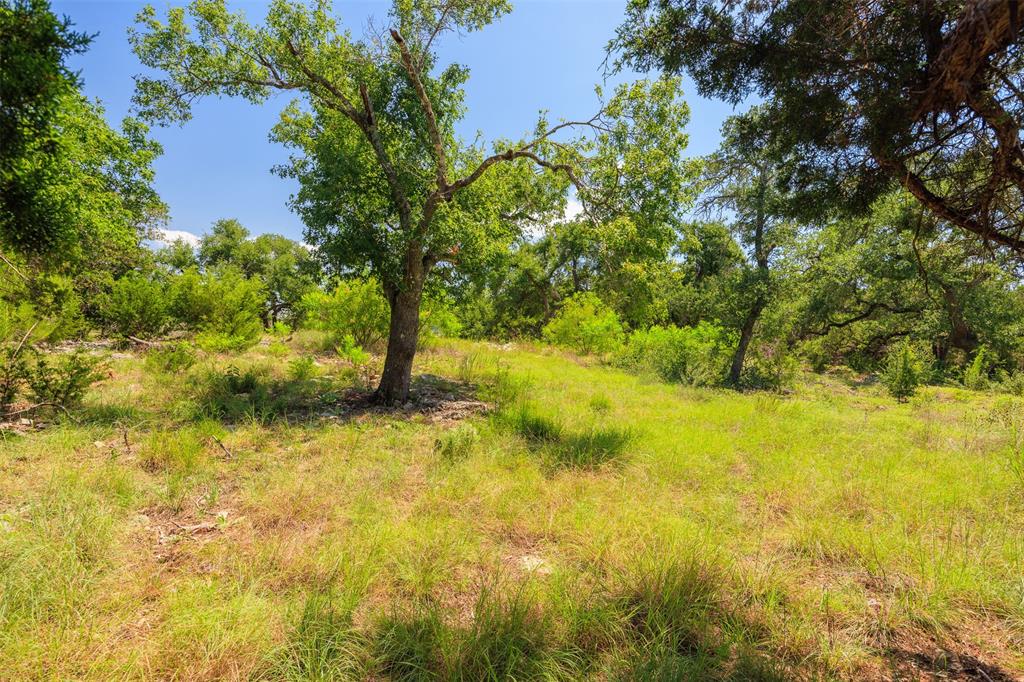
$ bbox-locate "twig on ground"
[211,435,233,459]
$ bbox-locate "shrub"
[419,296,462,348]
[1,303,56,411]
[881,339,922,402]
[144,342,197,374]
[742,344,799,391]
[543,292,624,355]
[336,334,374,389]
[1002,370,1024,396]
[99,273,169,340]
[287,356,319,383]
[615,322,734,387]
[964,346,991,391]
[168,266,265,351]
[26,351,104,410]
[0,346,30,411]
[301,278,389,350]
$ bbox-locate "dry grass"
[0,336,1022,680]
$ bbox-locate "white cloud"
[563,199,584,221]
[153,229,202,248]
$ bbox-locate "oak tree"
[132,0,687,403]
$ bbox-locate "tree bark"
[728,168,770,387]
[729,298,764,385]
[375,283,423,405]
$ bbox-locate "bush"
[99,273,169,340]
[964,346,991,391]
[0,346,29,411]
[419,296,462,348]
[169,266,265,352]
[145,342,197,374]
[615,322,734,387]
[742,344,799,391]
[26,351,104,410]
[195,330,260,354]
[881,339,922,402]
[301,278,389,350]
[1001,370,1024,396]
[336,334,374,389]
[1,303,56,411]
[542,292,624,355]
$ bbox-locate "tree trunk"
[729,167,771,387]
[375,283,423,405]
[729,299,763,386]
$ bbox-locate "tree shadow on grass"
[496,402,634,470]
[189,367,488,426]
[885,645,1018,681]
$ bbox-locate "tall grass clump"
[187,360,336,423]
[615,322,734,387]
[434,423,480,463]
[0,472,116,631]
[611,552,786,680]
[554,425,633,469]
[449,583,552,680]
[372,610,444,681]
[500,403,563,444]
[263,589,365,681]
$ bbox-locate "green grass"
[0,336,1022,679]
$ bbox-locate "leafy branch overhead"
[615,0,1024,253]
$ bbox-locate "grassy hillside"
[1,338,1022,680]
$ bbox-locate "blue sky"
[53,0,741,244]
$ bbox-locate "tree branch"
[390,29,449,190]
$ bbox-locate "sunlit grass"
[0,335,1022,679]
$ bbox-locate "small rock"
[518,554,551,575]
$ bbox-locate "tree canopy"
[614,0,1024,253]
[131,0,694,402]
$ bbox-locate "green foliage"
[336,334,374,390]
[963,346,991,391]
[144,342,197,374]
[99,273,169,340]
[0,346,29,411]
[614,0,1024,250]
[616,322,734,387]
[881,339,922,402]
[1001,371,1024,397]
[198,219,321,326]
[169,266,265,352]
[543,292,624,355]
[130,0,698,403]
[434,423,480,462]
[419,296,463,348]
[26,351,104,410]
[741,345,799,392]
[188,362,336,423]
[301,278,389,351]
